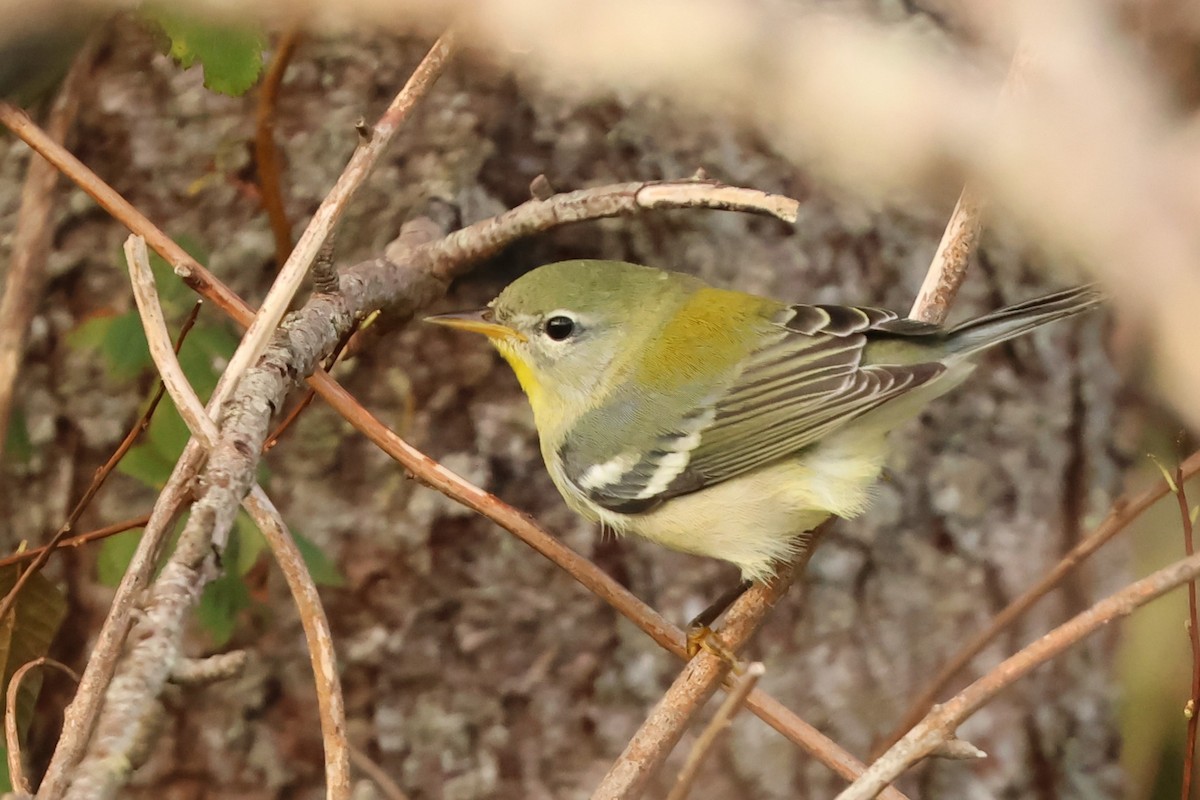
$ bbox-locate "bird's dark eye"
[544,315,575,341]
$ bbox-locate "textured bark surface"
[0,13,1130,800]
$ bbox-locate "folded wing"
[558,303,948,514]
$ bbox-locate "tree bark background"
[0,11,1132,800]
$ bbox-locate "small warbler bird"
[427,260,1101,581]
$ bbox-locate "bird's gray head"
[425,259,698,430]
[490,260,689,395]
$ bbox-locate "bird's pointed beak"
[424,308,527,342]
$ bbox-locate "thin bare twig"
[0,301,200,632]
[16,297,200,800]
[836,543,1200,800]
[0,514,151,569]
[349,745,413,800]
[5,658,79,794]
[665,662,764,800]
[169,651,248,686]
[125,236,222,435]
[0,98,257,799]
[46,446,201,800]
[1177,466,1199,800]
[255,25,303,266]
[124,234,350,800]
[0,33,98,465]
[591,527,829,800]
[211,31,456,419]
[908,186,984,324]
[424,180,798,277]
[633,182,799,222]
[879,448,1200,753]
[242,490,349,798]
[907,48,1029,324]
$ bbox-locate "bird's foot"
[685,624,746,673]
[684,578,754,667]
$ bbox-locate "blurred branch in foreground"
[16,0,1184,431]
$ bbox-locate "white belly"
[551,429,892,581]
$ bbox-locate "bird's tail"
[944,285,1104,357]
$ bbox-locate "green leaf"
[65,314,115,352]
[292,530,345,588]
[178,324,237,401]
[150,8,265,96]
[176,343,218,402]
[0,744,11,792]
[195,524,251,646]
[197,571,251,647]
[115,442,176,489]
[145,402,192,463]
[4,408,32,465]
[115,232,207,316]
[148,250,190,314]
[96,529,143,587]
[100,312,152,382]
[67,310,152,383]
[118,401,208,490]
[173,233,210,266]
[1148,454,1179,494]
[0,566,68,739]
[233,511,267,576]
[68,311,152,382]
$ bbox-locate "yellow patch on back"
[629,287,779,390]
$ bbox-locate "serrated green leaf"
[292,530,344,587]
[150,8,265,96]
[96,529,144,586]
[0,566,68,738]
[101,312,152,382]
[233,511,267,576]
[197,571,251,647]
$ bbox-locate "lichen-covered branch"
[122,234,351,799]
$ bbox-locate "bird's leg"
[685,579,753,664]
